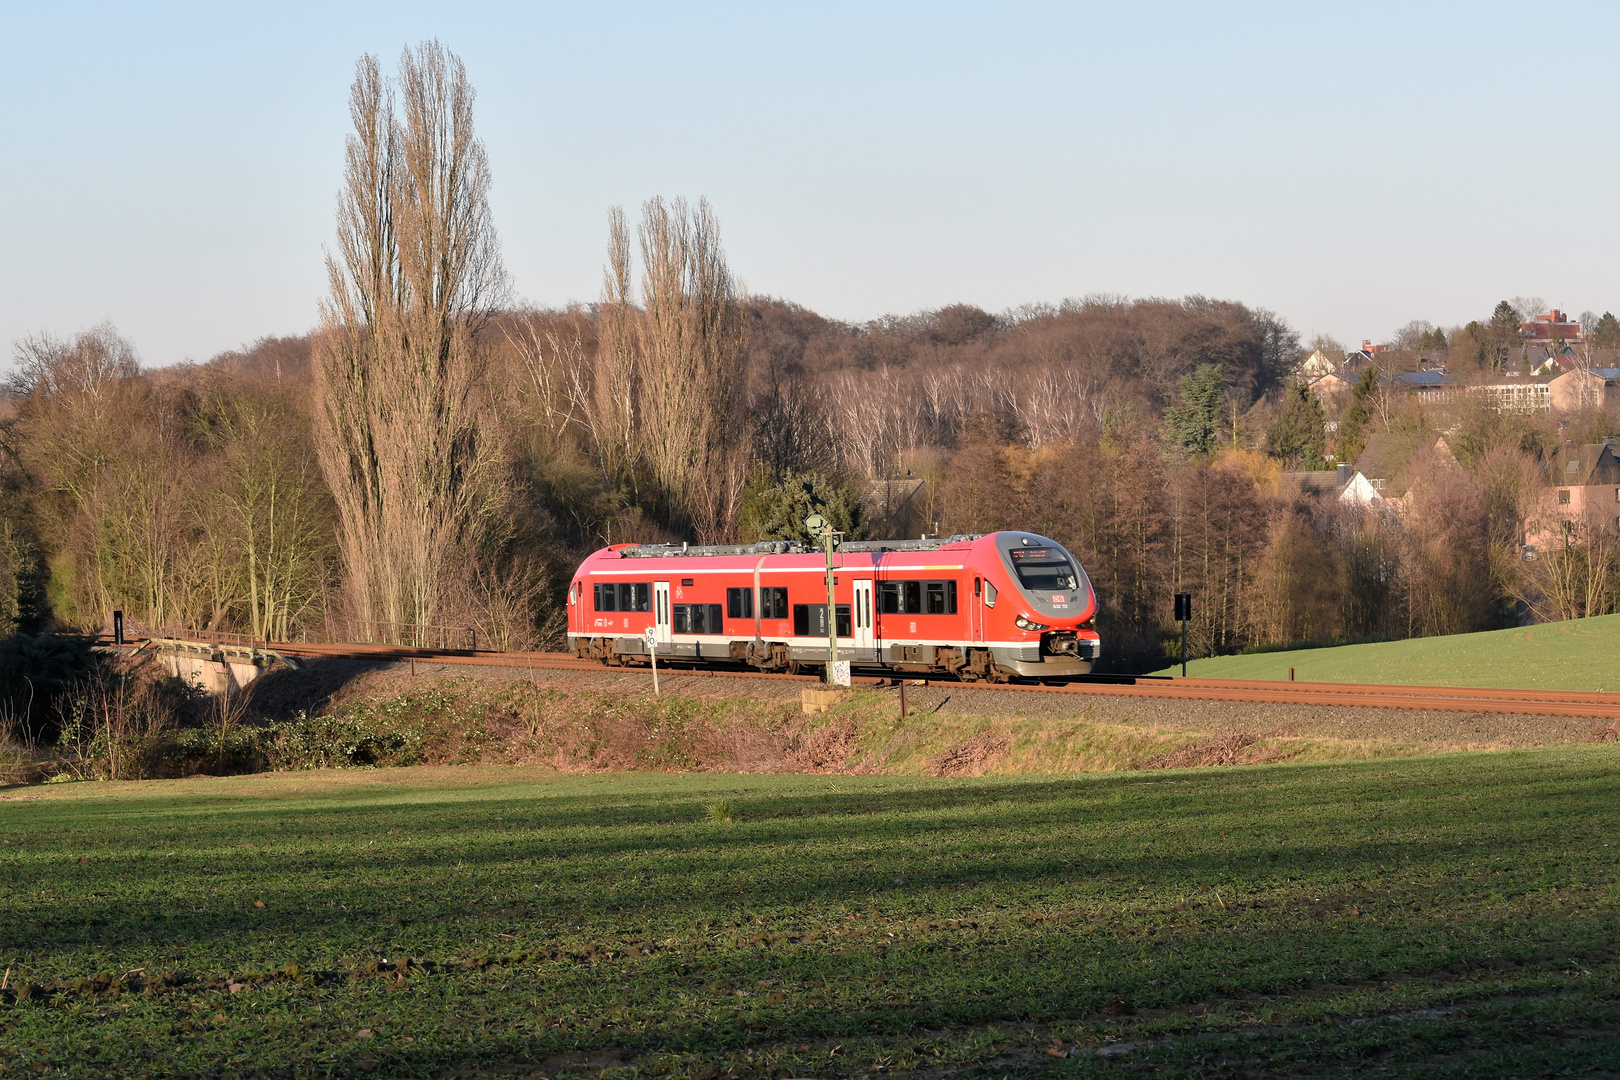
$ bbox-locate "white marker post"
[645,625,659,696]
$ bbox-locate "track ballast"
[113,636,1620,720]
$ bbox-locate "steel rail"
[106,637,1620,719]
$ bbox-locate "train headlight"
[1015,614,1049,632]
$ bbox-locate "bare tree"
[629,196,747,537]
[8,324,167,627]
[1392,320,1435,351]
[203,399,332,640]
[588,209,641,493]
[1518,517,1617,622]
[314,43,507,642]
[1510,296,1548,322]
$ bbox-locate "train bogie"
[565,531,1101,682]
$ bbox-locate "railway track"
[112,636,1620,721]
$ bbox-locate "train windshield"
[1010,553,1079,592]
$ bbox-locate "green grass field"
[1151,612,1620,690]
[3,752,1619,1078]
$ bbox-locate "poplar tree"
[313,43,507,642]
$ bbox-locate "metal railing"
[113,619,480,652]
[317,619,479,651]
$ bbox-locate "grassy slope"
[2,753,1619,1078]
[1151,612,1620,690]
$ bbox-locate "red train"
[566,531,1101,681]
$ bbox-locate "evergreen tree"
[1335,366,1379,464]
[1267,382,1328,469]
[1417,326,1448,351]
[1163,363,1226,456]
[1490,300,1522,335]
[1593,311,1620,350]
[736,469,867,543]
[1477,303,1522,370]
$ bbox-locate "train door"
[654,581,672,645]
[971,576,985,643]
[852,578,875,658]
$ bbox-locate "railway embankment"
[9,652,1616,786]
[221,658,1620,775]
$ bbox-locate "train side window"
[984,581,997,607]
[726,587,754,619]
[760,586,788,619]
[594,583,617,612]
[880,581,925,614]
[683,603,723,634]
[925,580,957,615]
[620,582,650,612]
[792,604,850,637]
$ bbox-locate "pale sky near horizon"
[3,1,1617,370]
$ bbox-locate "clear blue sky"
[3,1,1616,368]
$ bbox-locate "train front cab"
[976,532,1101,680]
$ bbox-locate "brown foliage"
[1251,505,1346,646]
[936,433,1274,666]
[1167,463,1270,656]
[747,295,1295,486]
[1399,455,1496,636]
